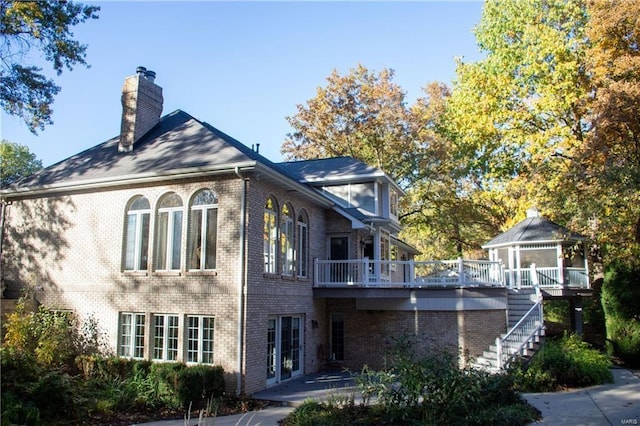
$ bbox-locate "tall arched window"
[281,203,295,276]
[156,192,183,271]
[264,196,278,273]
[124,196,150,271]
[297,210,309,278]
[189,189,218,270]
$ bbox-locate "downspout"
[0,200,12,297]
[234,167,248,395]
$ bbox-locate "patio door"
[267,316,303,386]
[330,236,349,282]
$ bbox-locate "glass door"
[267,316,303,386]
[330,236,349,283]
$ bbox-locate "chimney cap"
[136,66,147,76]
[145,70,156,82]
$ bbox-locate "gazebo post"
[557,243,565,287]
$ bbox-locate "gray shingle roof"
[483,216,586,248]
[4,110,268,192]
[275,157,384,184]
[2,109,409,238]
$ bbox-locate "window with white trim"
[281,203,295,275]
[264,196,278,273]
[186,315,214,364]
[188,189,218,270]
[381,229,391,278]
[156,193,183,271]
[390,189,399,219]
[119,312,145,358]
[124,196,150,271]
[152,314,179,361]
[297,211,308,278]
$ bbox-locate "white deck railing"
[314,258,505,288]
[314,259,590,289]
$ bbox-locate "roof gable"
[7,110,263,191]
[276,157,405,196]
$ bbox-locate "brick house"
[0,69,590,394]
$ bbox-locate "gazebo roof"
[483,213,586,249]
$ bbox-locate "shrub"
[149,362,225,408]
[3,293,111,372]
[287,335,541,425]
[3,338,228,424]
[602,260,640,367]
[175,364,225,408]
[605,318,640,368]
[1,391,40,426]
[76,354,139,381]
[27,371,80,421]
[513,333,612,391]
[3,304,77,369]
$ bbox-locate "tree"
[445,0,589,185]
[443,0,598,246]
[282,64,417,185]
[442,0,640,265]
[577,0,640,257]
[400,82,504,258]
[282,66,501,258]
[0,140,42,187]
[0,0,99,133]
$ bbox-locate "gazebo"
[483,208,592,333]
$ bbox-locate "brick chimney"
[119,66,163,152]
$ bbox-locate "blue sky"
[1,1,485,167]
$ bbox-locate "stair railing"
[496,264,544,370]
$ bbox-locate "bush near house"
[510,333,613,392]
[0,295,227,425]
[602,260,640,367]
[282,337,540,426]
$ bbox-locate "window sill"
[186,270,218,276]
[281,274,297,282]
[154,271,182,277]
[122,271,148,277]
[263,272,280,279]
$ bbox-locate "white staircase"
[474,287,545,371]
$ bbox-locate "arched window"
[124,196,150,271]
[188,189,218,270]
[156,192,183,271]
[281,203,295,276]
[264,196,278,273]
[297,210,309,278]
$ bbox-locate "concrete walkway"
[134,372,355,426]
[523,367,639,425]
[137,368,639,426]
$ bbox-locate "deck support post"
[570,297,583,336]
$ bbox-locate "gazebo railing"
[504,267,589,289]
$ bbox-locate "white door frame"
[267,315,304,386]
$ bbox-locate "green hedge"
[79,356,226,409]
[602,260,640,367]
[2,302,227,424]
[3,352,226,425]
